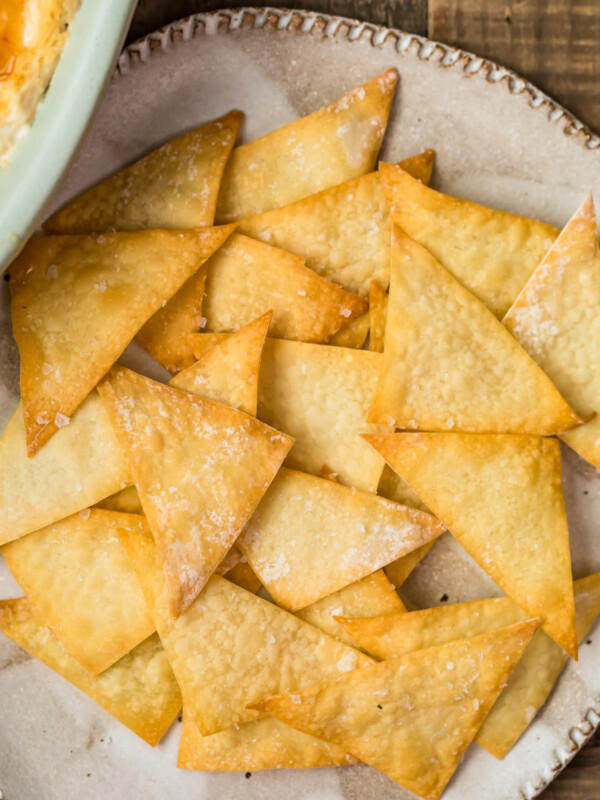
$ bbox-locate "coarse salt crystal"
[55,412,70,428]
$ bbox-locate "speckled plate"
[1,7,600,800]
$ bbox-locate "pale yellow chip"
[201,233,368,342]
[0,392,131,545]
[297,569,406,650]
[237,150,434,297]
[256,338,391,492]
[238,467,444,611]
[365,432,577,657]
[96,485,142,514]
[368,280,387,352]
[44,111,243,234]
[367,228,582,434]
[250,620,540,800]
[216,70,397,223]
[0,599,181,746]
[119,528,373,736]
[136,225,235,374]
[99,366,292,617]
[223,560,262,595]
[328,312,370,348]
[11,227,230,455]
[504,194,600,469]
[178,711,356,771]
[172,313,271,416]
[2,510,153,675]
[380,162,559,317]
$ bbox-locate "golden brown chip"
[216,70,397,223]
[215,543,242,576]
[365,432,577,657]
[222,560,262,595]
[384,542,437,589]
[99,366,292,617]
[11,227,230,454]
[96,485,143,514]
[44,111,243,234]
[250,620,540,800]
[238,467,444,611]
[368,280,387,352]
[119,528,373,736]
[0,599,181,746]
[380,162,559,317]
[328,312,370,348]
[367,228,582,434]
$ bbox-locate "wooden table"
[129,2,600,798]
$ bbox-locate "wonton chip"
[11,227,229,454]
[504,194,600,469]
[297,569,406,650]
[380,162,559,317]
[365,432,577,657]
[384,542,436,589]
[96,485,143,514]
[2,510,154,675]
[369,280,387,352]
[328,312,370,349]
[238,467,444,611]
[216,70,397,223]
[250,620,540,800]
[367,228,581,434]
[44,111,243,234]
[99,367,292,617]
[178,710,356,771]
[237,150,434,296]
[0,393,131,545]
[119,528,373,736]
[223,560,262,595]
[0,599,181,746]
[201,234,367,342]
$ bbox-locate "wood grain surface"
[129,2,600,798]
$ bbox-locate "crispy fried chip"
[216,70,397,223]
[119,528,373,736]
[201,234,367,342]
[135,225,235,374]
[172,313,271,415]
[250,620,540,800]
[11,228,230,454]
[44,111,243,234]
[0,393,131,545]
[297,570,406,650]
[369,280,387,352]
[237,150,434,296]
[2,510,153,675]
[365,432,577,657]
[367,229,581,434]
[0,599,181,746]
[178,711,357,771]
[214,544,242,576]
[328,312,370,348]
[384,543,436,589]
[238,467,444,611]
[99,367,292,617]
[223,560,262,595]
[379,162,559,317]
[504,194,600,469]
[96,486,143,514]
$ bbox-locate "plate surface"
[2,8,600,800]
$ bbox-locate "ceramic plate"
[1,8,600,800]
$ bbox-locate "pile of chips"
[1,67,600,800]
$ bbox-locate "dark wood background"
[128,2,600,798]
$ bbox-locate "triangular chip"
[380,162,559,317]
[2,510,153,675]
[368,279,387,352]
[99,367,293,616]
[384,542,436,589]
[11,227,231,454]
[44,111,243,234]
[135,224,235,374]
[216,70,397,223]
[96,485,143,514]
[119,528,373,736]
[0,393,131,545]
[367,228,581,434]
[237,150,434,296]
[0,599,181,746]
[223,560,262,595]
[238,467,444,611]
[296,569,406,650]
[250,620,540,800]
[328,312,370,348]
[364,432,577,657]
[171,313,271,415]
[504,194,600,469]
[201,233,367,342]
[178,710,356,771]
